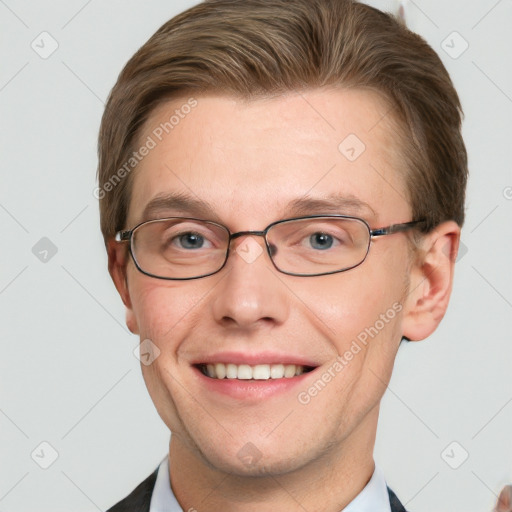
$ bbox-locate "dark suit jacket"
[107,467,407,512]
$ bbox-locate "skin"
[496,486,512,512]
[108,88,460,511]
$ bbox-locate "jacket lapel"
[106,468,158,512]
[388,486,407,512]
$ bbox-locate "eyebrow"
[286,194,377,219]
[141,192,219,222]
[139,191,377,224]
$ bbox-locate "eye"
[173,232,208,249]
[159,223,218,251]
[309,232,334,250]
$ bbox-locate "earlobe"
[401,221,461,342]
[125,309,139,335]
[107,239,139,335]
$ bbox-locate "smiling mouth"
[197,363,315,380]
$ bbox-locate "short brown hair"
[97,0,467,245]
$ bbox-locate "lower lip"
[193,366,314,401]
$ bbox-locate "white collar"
[343,464,392,512]
[149,456,391,512]
[149,455,181,512]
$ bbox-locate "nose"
[210,235,289,330]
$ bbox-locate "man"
[98,0,470,510]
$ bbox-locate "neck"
[168,408,378,512]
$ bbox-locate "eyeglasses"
[115,215,425,280]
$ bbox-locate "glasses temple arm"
[370,219,426,238]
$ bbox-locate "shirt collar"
[149,456,182,512]
[149,456,391,512]
[343,464,392,512]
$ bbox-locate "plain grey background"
[1,1,511,511]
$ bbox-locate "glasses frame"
[115,215,425,280]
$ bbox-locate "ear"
[401,221,461,341]
[107,239,139,335]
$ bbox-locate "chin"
[193,436,316,478]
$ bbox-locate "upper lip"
[191,351,320,367]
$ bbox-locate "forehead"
[127,88,410,228]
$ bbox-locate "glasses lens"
[132,218,229,279]
[267,217,370,275]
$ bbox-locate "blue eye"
[309,232,334,250]
[177,232,205,249]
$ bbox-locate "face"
[114,88,418,476]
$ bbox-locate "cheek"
[306,245,408,351]
[128,275,206,344]
[313,276,403,334]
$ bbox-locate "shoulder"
[106,468,158,512]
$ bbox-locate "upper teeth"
[203,363,305,380]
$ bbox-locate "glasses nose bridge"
[229,229,268,243]
[228,229,273,259]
